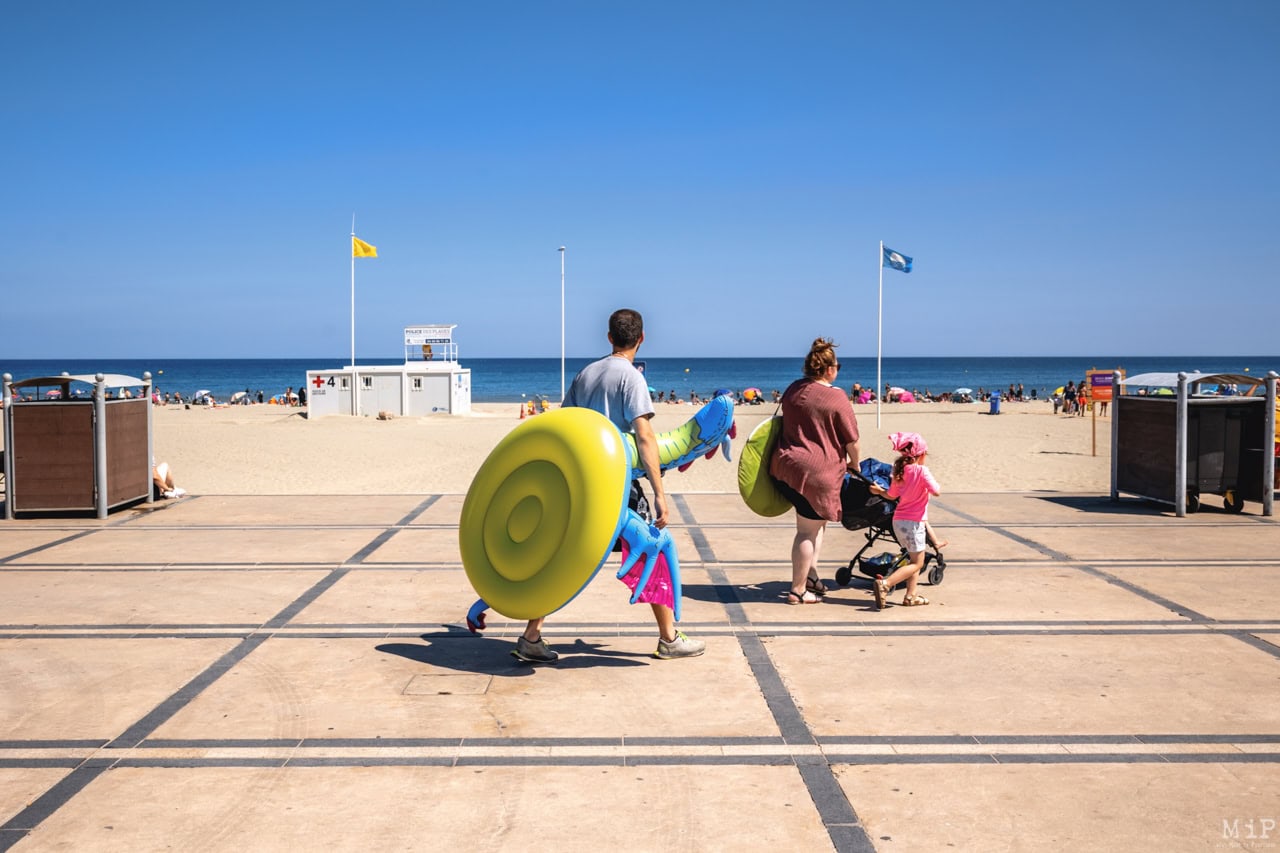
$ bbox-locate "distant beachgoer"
[286,387,294,407]
[152,459,187,500]
[298,386,307,406]
[256,389,264,404]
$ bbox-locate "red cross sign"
[312,375,325,388]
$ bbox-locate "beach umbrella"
[230,391,247,402]
[1054,386,1065,395]
[954,387,972,395]
[647,385,656,393]
[45,389,61,398]
[196,390,211,398]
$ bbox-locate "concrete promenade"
[1,490,1278,851]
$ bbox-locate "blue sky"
[3,1,1277,359]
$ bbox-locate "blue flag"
[883,246,912,273]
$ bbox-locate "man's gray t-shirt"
[564,354,653,434]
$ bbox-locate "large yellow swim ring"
[459,407,632,620]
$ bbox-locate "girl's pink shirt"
[886,464,940,521]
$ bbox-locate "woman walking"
[769,338,862,604]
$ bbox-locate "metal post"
[559,246,566,403]
[1175,372,1188,517]
[94,374,108,519]
[1110,370,1121,501]
[144,371,154,505]
[351,228,360,417]
[2,373,12,519]
[1265,372,1277,517]
[876,240,883,429]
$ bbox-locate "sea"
[2,356,1276,404]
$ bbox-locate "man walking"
[514,308,705,663]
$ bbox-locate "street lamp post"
[559,246,566,402]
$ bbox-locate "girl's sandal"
[786,589,821,605]
[805,576,829,597]
[902,594,930,606]
[872,576,887,610]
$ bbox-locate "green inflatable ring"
[460,407,631,620]
[737,416,792,517]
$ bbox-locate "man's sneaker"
[512,635,559,663]
[654,631,705,660]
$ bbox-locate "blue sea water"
[2,356,1277,404]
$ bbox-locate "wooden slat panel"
[10,403,95,510]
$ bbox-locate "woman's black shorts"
[772,477,823,521]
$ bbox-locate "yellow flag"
[352,236,377,258]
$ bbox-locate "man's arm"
[632,414,667,529]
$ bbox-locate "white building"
[305,325,472,417]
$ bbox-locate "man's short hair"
[609,309,644,349]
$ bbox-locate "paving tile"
[724,563,1187,624]
[0,530,88,560]
[1005,521,1280,563]
[0,768,72,825]
[0,638,241,739]
[835,763,1280,852]
[1107,564,1280,622]
[0,570,327,627]
[768,633,1280,737]
[409,494,464,525]
[300,567,733,631]
[150,635,778,741]
[23,765,833,851]
[128,495,428,527]
[6,528,376,566]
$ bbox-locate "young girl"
[869,432,941,609]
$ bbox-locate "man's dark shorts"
[612,479,652,552]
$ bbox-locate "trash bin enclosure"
[3,373,153,519]
[1111,371,1277,516]
[1115,397,1264,504]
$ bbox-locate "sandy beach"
[136,400,1113,497]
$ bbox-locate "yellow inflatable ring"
[459,407,631,620]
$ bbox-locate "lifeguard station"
[305,325,472,417]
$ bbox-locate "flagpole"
[876,240,883,429]
[559,246,566,403]
[351,215,359,416]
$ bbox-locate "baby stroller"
[833,464,946,589]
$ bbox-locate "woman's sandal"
[902,593,930,606]
[805,576,829,597]
[872,576,887,610]
[786,589,822,605]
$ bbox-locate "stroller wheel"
[928,564,945,585]
[836,563,853,587]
